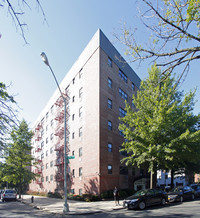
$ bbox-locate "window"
[119,146,127,156]
[108,57,112,67]
[132,82,135,91]
[51,105,54,114]
[73,78,75,84]
[46,163,48,169]
[79,127,83,137]
[72,169,75,177]
[108,78,112,88]
[50,175,53,181]
[46,137,48,144]
[79,87,83,99]
[72,96,75,102]
[119,107,126,117]
[41,177,44,182]
[46,150,48,157]
[41,153,44,159]
[79,167,82,177]
[79,147,82,157]
[119,130,124,136]
[72,132,75,139]
[108,143,112,152]
[41,141,44,149]
[79,189,82,196]
[46,176,48,182]
[79,107,83,117]
[41,129,44,137]
[108,165,112,174]
[108,121,112,131]
[41,165,44,171]
[51,119,53,127]
[50,133,53,141]
[72,150,75,156]
[108,99,112,109]
[79,68,83,79]
[50,147,53,154]
[72,114,75,121]
[41,118,45,125]
[120,166,128,175]
[46,125,48,132]
[119,69,127,83]
[71,189,75,194]
[119,88,128,100]
[46,112,49,120]
[50,161,53,167]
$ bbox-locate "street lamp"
[40,52,69,213]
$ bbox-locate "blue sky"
[0,0,199,127]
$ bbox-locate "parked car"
[190,184,200,198]
[168,186,195,202]
[123,188,167,210]
[1,189,17,202]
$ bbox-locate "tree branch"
[142,0,200,43]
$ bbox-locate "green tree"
[119,64,200,188]
[117,0,200,82]
[0,82,18,156]
[1,120,35,198]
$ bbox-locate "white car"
[1,189,17,202]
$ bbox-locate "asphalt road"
[0,200,61,218]
[0,199,200,217]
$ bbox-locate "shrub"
[26,190,46,197]
[47,191,62,199]
[67,193,100,201]
[101,190,113,199]
[101,189,135,200]
[91,195,100,201]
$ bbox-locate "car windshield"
[134,189,149,196]
[171,187,182,192]
[5,190,16,193]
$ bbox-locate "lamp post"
[40,52,69,213]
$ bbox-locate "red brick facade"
[29,30,141,195]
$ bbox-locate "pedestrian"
[113,186,119,205]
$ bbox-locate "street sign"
[67,156,75,159]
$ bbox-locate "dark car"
[168,186,195,202]
[190,184,200,198]
[123,189,167,210]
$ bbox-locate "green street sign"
[67,156,75,159]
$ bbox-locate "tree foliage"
[0,82,18,155]
[119,64,200,184]
[1,120,35,198]
[0,0,46,43]
[116,0,200,83]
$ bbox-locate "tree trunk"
[19,169,22,199]
[150,163,157,189]
[150,170,154,189]
[171,169,174,189]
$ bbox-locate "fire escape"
[34,123,43,185]
[54,92,70,187]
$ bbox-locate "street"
[0,200,200,218]
[0,201,61,218]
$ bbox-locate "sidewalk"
[18,195,124,215]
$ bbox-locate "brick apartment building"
[29,29,146,196]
